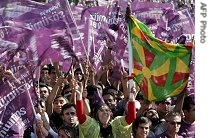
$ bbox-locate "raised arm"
[125,88,136,124]
[73,79,86,124]
[46,77,64,116]
[120,70,129,101]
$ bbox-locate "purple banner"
[0,67,36,137]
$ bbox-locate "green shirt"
[79,115,132,138]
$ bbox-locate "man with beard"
[144,108,166,137]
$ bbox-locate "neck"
[100,122,109,128]
[101,124,108,128]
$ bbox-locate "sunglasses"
[65,112,76,116]
[168,121,181,125]
[139,126,149,129]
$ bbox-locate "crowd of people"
[0,0,195,138]
[0,43,195,138]
[26,58,195,138]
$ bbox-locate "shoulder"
[156,132,167,138]
[80,115,98,127]
[111,116,126,125]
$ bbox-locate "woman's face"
[97,105,111,126]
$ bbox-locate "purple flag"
[0,67,36,137]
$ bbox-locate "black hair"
[58,125,77,138]
[135,91,144,101]
[53,95,68,103]
[102,86,118,99]
[182,94,195,111]
[74,67,82,74]
[143,108,156,117]
[47,64,55,74]
[92,102,110,121]
[61,103,76,115]
[61,84,71,96]
[86,85,98,97]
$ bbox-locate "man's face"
[39,86,49,101]
[146,109,159,122]
[62,107,78,125]
[49,69,58,85]
[41,69,49,78]
[184,104,195,122]
[53,97,67,114]
[103,94,116,109]
[74,71,83,81]
[157,101,171,115]
[166,115,182,134]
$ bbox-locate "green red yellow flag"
[127,15,192,101]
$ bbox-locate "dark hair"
[74,67,82,74]
[47,64,55,74]
[58,125,77,138]
[102,86,118,99]
[61,84,71,96]
[53,95,68,103]
[135,91,144,101]
[92,102,110,121]
[61,103,76,115]
[86,85,98,98]
[39,82,50,91]
[103,86,118,94]
[155,97,172,105]
[74,67,84,82]
[34,98,46,108]
[143,108,156,117]
[182,94,195,111]
[132,116,152,137]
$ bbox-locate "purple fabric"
[0,67,37,137]
[187,48,194,94]
[81,6,117,71]
[114,22,128,63]
[178,120,195,138]
[156,131,184,138]
[155,26,173,42]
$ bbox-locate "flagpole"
[126,4,134,91]
[64,0,88,59]
[127,24,134,90]
[87,19,91,58]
